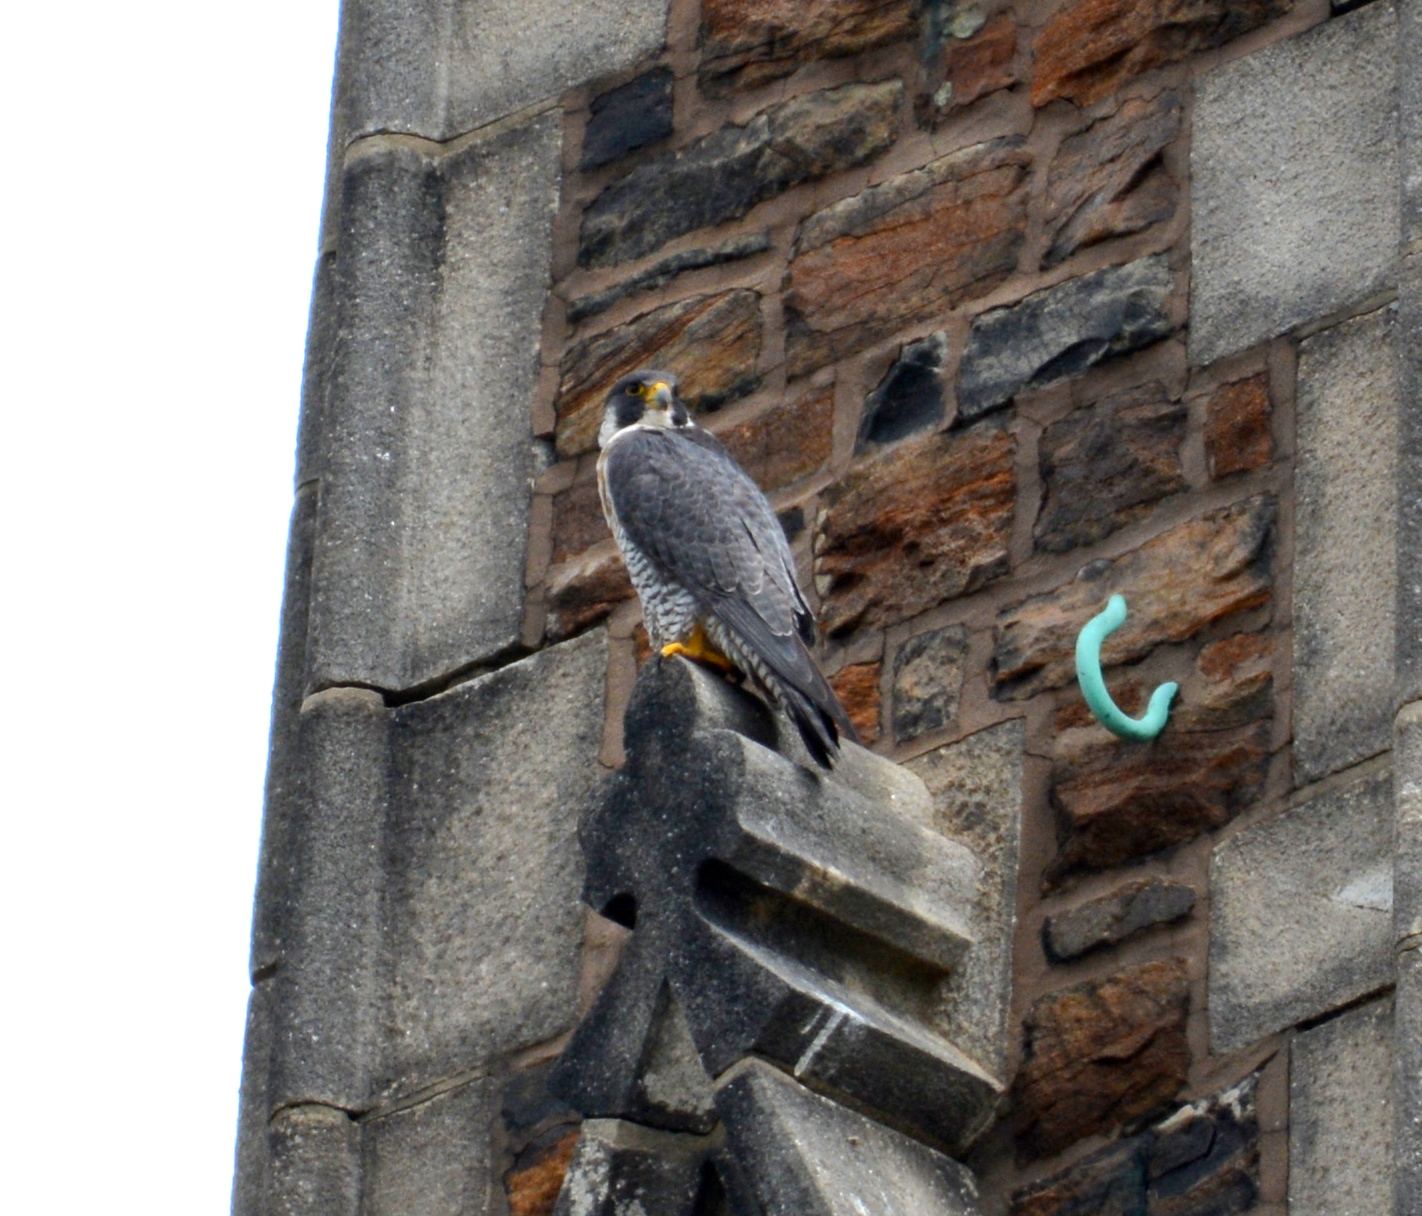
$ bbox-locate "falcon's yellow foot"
[660,624,739,675]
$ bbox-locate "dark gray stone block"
[582,67,674,170]
[1397,251,1422,706]
[890,624,967,743]
[1396,701,1422,947]
[552,1120,724,1216]
[267,1105,360,1216]
[232,980,276,1216]
[858,331,948,451]
[1044,878,1196,963]
[307,113,560,695]
[956,256,1174,422]
[716,1060,982,1216]
[1396,945,1422,1215]
[1191,0,1399,365]
[295,252,336,489]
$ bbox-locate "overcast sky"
[1,3,341,1208]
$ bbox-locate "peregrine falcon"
[596,368,857,767]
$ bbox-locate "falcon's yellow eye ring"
[627,383,646,397]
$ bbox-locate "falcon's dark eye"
[626,383,646,398]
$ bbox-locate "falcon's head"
[598,369,691,449]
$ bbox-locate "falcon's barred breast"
[595,369,857,767]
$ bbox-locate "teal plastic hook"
[1075,595,1177,741]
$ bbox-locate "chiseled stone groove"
[300,637,533,711]
[339,95,560,165]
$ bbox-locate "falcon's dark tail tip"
[783,684,859,770]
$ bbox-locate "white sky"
[0,2,341,1209]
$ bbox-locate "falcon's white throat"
[597,404,692,449]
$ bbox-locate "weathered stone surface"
[699,0,918,95]
[994,495,1275,700]
[1043,91,1181,268]
[581,67,674,171]
[958,255,1174,423]
[830,661,882,743]
[931,14,1019,116]
[507,1130,580,1216]
[1034,383,1187,553]
[785,138,1031,378]
[232,981,276,1216]
[335,0,668,142]
[909,720,1026,1075]
[1290,996,1394,1216]
[713,385,834,493]
[361,1079,499,1216]
[1031,0,1292,109]
[551,1120,715,1216]
[552,477,611,566]
[1210,770,1393,1053]
[547,550,635,642]
[580,81,901,268]
[858,331,948,450]
[566,233,771,324]
[1397,700,1422,947]
[307,117,560,694]
[816,424,1016,638]
[1015,960,1190,1159]
[380,633,607,1099]
[1044,878,1196,963]
[1205,372,1271,479]
[891,624,968,742]
[1294,308,1398,782]
[1191,1,1399,364]
[1397,945,1422,1216]
[556,290,763,458]
[267,1104,361,1216]
[717,1060,984,1216]
[1012,1074,1260,1216]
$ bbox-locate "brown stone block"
[1205,372,1272,479]
[1043,91,1182,268]
[1034,383,1187,554]
[1015,959,1190,1159]
[784,138,1031,379]
[547,550,634,641]
[1031,0,1293,109]
[506,1129,579,1216]
[712,386,835,493]
[830,661,882,743]
[993,495,1275,700]
[552,477,611,565]
[1187,631,1273,729]
[700,0,918,95]
[815,424,1016,638]
[556,290,763,458]
[937,14,1020,113]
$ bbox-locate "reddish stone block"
[993,495,1275,700]
[700,0,918,95]
[937,14,1020,113]
[1032,0,1293,109]
[1015,959,1190,1159]
[830,661,882,743]
[556,290,763,458]
[1042,91,1181,267]
[546,549,634,641]
[1205,372,1272,478]
[712,386,835,493]
[816,424,1016,638]
[784,138,1030,379]
[552,476,611,565]
[506,1129,579,1216]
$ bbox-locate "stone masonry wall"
[236,1,1418,1214]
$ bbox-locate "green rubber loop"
[1075,595,1177,741]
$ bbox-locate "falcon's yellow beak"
[648,381,674,410]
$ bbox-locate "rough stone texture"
[858,331,948,450]
[717,1060,985,1216]
[1034,383,1187,553]
[957,255,1174,423]
[713,385,835,493]
[506,1131,580,1216]
[556,290,763,458]
[830,661,882,744]
[995,495,1274,699]
[334,0,669,142]
[1400,2,1422,708]
[306,117,560,694]
[785,137,1031,379]
[891,624,968,742]
[1204,373,1272,479]
[1290,996,1394,1216]
[1011,1074,1260,1216]
[1015,960,1191,1159]
[1191,1,1399,365]
[551,1120,718,1216]
[909,720,1026,1076]
[1294,307,1398,782]
[580,81,901,268]
[816,424,1016,638]
[360,1079,499,1216]
[1398,700,1422,952]
[932,14,1019,116]
[581,67,674,170]
[552,477,611,566]
[1043,91,1182,269]
[546,550,635,642]
[1210,770,1394,1053]
[267,1105,361,1216]
[566,233,771,324]
[1044,878,1196,963]
[699,0,919,95]
[232,981,277,1216]
[1032,0,1293,109]
[1397,944,1422,1216]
